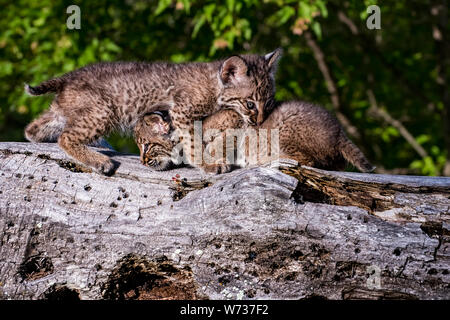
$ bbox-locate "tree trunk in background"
[0,142,449,300]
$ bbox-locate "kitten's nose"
[256,112,264,125]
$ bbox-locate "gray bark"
[0,142,449,300]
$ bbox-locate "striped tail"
[338,132,375,173]
[24,77,66,96]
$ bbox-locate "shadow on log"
[0,142,449,300]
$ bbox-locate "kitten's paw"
[169,129,181,143]
[218,164,233,174]
[202,163,233,174]
[95,159,117,176]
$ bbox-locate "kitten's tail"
[338,132,375,173]
[25,77,66,96]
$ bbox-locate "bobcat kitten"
[134,111,175,171]
[135,101,375,173]
[134,110,242,173]
[24,49,282,175]
[255,101,374,172]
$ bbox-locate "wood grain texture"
[0,142,449,300]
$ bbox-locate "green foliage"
[0,0,447,175]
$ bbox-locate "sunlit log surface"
[0,142,449,300]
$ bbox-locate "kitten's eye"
[246,101,256,110]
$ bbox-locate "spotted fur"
[135,101,375,173]
[24,49,281,175]
[133,112,174,171]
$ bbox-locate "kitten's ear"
[264,48,283,75]
[220,56,248,86]
[143,114,170,134]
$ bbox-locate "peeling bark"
[0,142,449,300]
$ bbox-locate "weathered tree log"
[0,142,449,300]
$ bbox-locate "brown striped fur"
[24,49,281,175]
[135,101,374,173]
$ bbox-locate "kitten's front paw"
[95,159,117,176]
[169,129,181,143]
[202,163,232,174]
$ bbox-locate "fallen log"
[0,142,448,300]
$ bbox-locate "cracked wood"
[0,142,449,300]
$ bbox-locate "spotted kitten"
[249,101,374,172]
[24,49,282,175]
[135,101,375,173]
[134,111,175,171]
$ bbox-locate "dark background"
[1,0,449,175]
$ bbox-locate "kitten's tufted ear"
[143,113,170,135]
[219,55,249,86]
[264,48,283,75]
